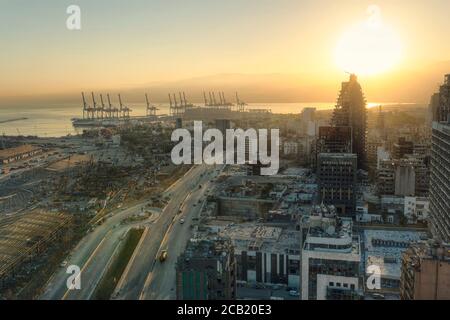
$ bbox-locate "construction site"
[0,211,74,299]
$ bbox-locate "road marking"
[62,229,112,300]
[85,234,124,299]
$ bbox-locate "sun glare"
[335,5,402,76]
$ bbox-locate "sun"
[334,5,402,76]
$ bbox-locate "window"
[329,282,334,287]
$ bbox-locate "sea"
[0,102,419,138]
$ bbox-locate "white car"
[289,290,300,297]
[180,218,185,224]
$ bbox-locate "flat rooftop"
[363,229,428,279]
[219,224,301,255]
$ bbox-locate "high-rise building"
[317,126,352,154]
[400,241,450,300]
[176,238,236,300]
[428,92,440,125]
[433,74,450,122]
[429,120,450,242]
[317,153,357,216]
[301,213,362,300]
[429,74,450,242]
[332,74,367,169]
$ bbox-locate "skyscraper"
[430,120,450,242]
[434,74,450,122]
[429,74,450,243]
[332,74,367,169]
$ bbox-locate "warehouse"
[0,145,42,164]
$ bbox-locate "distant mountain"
[1,61,449,107]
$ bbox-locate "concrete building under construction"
[331,74,367,169]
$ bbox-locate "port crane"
[145,93,158,117]
[107,94,119,118]
[100,94,107,119]
[118,94,131,118]
[81,92,95,119]
[235,92,247,112]
[91,92,101,119]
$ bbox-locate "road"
[112,164,221,300]
[139,165,223,299]
[40,201,159,300]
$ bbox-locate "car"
[289,290,299,297]
[372,293,385,300]
[159,250,168,262]
[180,218,185,224]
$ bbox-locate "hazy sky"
[1,0,449,102]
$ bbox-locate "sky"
[1,0,449,104]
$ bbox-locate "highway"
[40,201,159,300]
[139,165,222,299]
[112,164,221,299]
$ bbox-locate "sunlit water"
[0,102,416,137]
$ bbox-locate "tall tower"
[436,74,450,122]
[429,74,450,242]
[332,74,367,169]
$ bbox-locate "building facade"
[331,74,367,169]
[219,225,301,289]
[400,241,450,300]
[317,153,357,217]
[301,215,362,300]
[176,238,236,300]
[429,121,450,242]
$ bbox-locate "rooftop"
[303,214,360,257]
[0,144,40,160]
[363,229,428,279]
[181,238,233,260]
[219,224,301,255]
